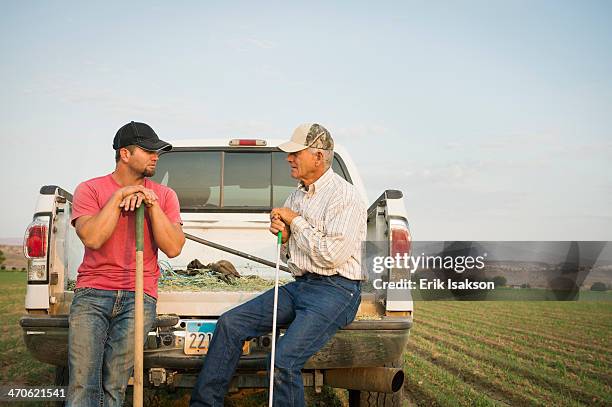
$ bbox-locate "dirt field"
[1,272,610,406]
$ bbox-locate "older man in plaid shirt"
[191,123,366,407]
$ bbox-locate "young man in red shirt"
[67,122,185,407]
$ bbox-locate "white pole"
[268,231,282,407]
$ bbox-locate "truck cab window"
[223,153,271,207]
[152,149,350,210]
[153,151,221,208]
[272,152,297,207]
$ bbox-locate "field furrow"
[403,351,503,407]
[412,325,611,405]
[424,302,611,341]
[417,314,611,377]
[408,335,567,406]
[417,308,612,362]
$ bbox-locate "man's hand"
[270,207,298,244]
[270,214,290,244]
[116,185,145,199]
[270,207,299,225]
[118,187,159,212]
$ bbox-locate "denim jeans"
[190,273,361,407]
[66,288,157,407]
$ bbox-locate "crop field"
[0,272,54,387]
[1,271,610,406]
[403,301,611,406]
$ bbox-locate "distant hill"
[0,238,22,246]
[482,262,612,288]
[0,245,26,270]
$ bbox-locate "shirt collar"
[298,167,335,196]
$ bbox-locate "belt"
[298,272,362,285]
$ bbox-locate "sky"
[1,0,611,241]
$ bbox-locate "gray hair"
[308,147,334,170]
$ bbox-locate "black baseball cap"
[113,121,172,152]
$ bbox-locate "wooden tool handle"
[134,205,144,407]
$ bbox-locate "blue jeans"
[190,273,361,407]
[66,288,157,407]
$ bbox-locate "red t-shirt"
[70,174,182,298]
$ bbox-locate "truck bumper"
[20,316,412,370]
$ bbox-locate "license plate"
[183,320,250,355]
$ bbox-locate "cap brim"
[278,140,308,153]
[138,140,172,152]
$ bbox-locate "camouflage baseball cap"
[278,123,334,152]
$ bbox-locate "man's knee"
[216,310,233,328]
[216,309,258,345]
[217,308,245,331]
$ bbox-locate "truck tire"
[347,359,404,407]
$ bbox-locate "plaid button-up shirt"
[281,168,366,280]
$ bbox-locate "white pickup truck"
[20,138,413,406]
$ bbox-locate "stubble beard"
[143,168,156,177]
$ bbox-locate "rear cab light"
[24,217,50,283]
[229,139,267,147]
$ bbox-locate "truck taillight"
[24,222,48,259]
[229,139,267,146]
[390,219,411,257]
[24,218,50,283]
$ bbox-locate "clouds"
[1,2,611,240]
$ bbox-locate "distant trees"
[0,250,5,267]
[590,282,608,291]
[492,276,507,287]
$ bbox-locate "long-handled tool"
[268,231,282,407]
[133,205,145,407]
[184,232,290,273]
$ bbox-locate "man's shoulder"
[331,171,352,186]
[77,174,113,190]
[329,173,365,208]
[330,172,359,195]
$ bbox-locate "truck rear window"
[151,149,350,211]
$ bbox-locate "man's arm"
[75,185,146,250]
[146,201,185,258]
